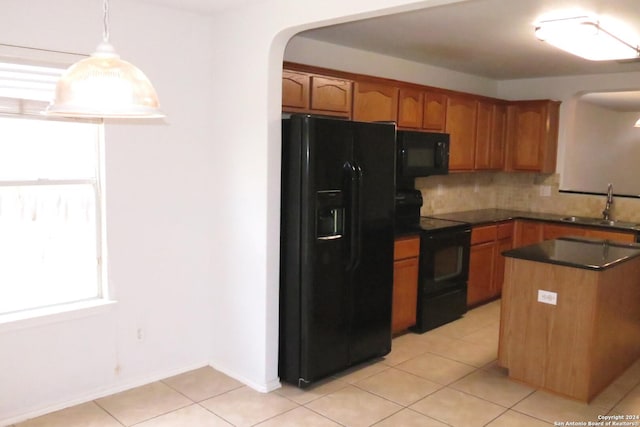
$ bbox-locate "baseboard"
[208,359,281,393]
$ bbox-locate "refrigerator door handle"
[344,160,363,271]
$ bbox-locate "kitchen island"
[498,237,640,402]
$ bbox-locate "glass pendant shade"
[47,42,164,118]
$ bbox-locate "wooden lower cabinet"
[392,235,420,334]
[520,220,636,245]
[468,222,513,307]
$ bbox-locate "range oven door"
[419,227,471,296]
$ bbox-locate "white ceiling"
[299,0,640,80]
[138,0,640,109]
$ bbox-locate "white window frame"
[0,45,114,331]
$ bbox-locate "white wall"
[0,0,217,423]
[0,0,471,424]
[564,101,640,195]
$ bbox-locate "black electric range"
[412,216,472,333]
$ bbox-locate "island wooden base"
[498,257,640,402]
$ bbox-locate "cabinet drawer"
[394,235,420,260]
[471,225,497,245]
[497,222,514,239]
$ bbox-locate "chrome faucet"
[602,183,614,220]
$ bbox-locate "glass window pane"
[0,117,98,181]
[0,183,99,314]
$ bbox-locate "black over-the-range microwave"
[396,130,450,177]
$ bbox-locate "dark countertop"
[502,237,640,270]
[427,208,640,232]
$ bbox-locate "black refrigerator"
[279,114,396,387]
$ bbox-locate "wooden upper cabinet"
[352,81,399,122]
[397,88,424,128]
[309,75,352,116]
[474,100,493,170]
[446,94,477,171]
[506,100,560,173]
[282,70,310,111]
[282,69,352,118]
[490,103,507,169]
[423,92,447,132]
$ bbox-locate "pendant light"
[46,0,164,118]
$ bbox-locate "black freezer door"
[279,115,395,387]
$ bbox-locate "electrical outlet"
[436,184,443,195]
[537,289,557,305]
[539,185,552,197]
[474,182,480,193]
[136,327,145,343]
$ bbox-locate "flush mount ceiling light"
[535,15,640,61]
[635,118,640,127]
[47,0,164,118]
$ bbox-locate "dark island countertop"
[427,208,640,232]
[502,237,640,270]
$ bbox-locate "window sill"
[0,299,117,334]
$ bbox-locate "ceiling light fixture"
[535,15,640,61]
[634,118,640,128]
[47,0,164,118]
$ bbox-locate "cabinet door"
[507,100,560,173]
[493,237,512,297]
[423,92,447,131]
[397,88,424,128]
[392,257,419,334]
[474,100,493,170]
[468,240,496,307]
[513,220,543,247]
[542,223,585,240]
[310,75,352,117]
[353,81,399,122]
[446,95,477,171]
[583,228,636,243]
[282,70,309,111]
[490,103,507,169]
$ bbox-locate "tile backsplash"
[415,172,640,223]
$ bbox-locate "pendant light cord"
[102,0,110,43]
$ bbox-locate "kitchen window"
[0,50,107,319]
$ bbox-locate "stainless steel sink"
[560,216,638,228]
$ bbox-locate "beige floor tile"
[275,377,348,405]
[513,390,606,424]
[485,409,550,427]
[305,385,402,427]
[162,366,243,402]
[610,382,640,415]
[95,382,191,426]
[15,402,121,427]
[254,406,341,426]
[354,367,442,405]
[451,369,535,407]
[461,322,500,347]
[372,408,449,426]
[426,336,498,368]
[331,358,390,384]
[200,386,297,427]
[395,352,476,385]
[410,387,507,427]
[134,404,232,426]
[383,333,430,366]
